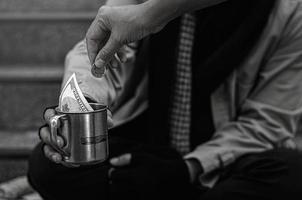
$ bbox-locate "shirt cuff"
[184,146,235,188]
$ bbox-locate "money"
[91,63,106,78]
[59,73,93,112]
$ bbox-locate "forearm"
[185,158,203,184]
[142,0,226,34]
[105,0,142,6]
[151,0,226,12]
[178,0,227,12]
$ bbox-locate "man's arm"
[185,1,302,186]
[185,158,204,184]
[62,0,139,91]
[105,0,139,6]
[144,0,226,30]
[86,0,227,73]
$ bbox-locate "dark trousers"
[27,114,302,200]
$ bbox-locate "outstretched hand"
[86,0,227,74]
[85,0,193,76]
[86,3,163,73]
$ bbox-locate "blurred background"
[0,0,104,184]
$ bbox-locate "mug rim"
[56,103,107,114]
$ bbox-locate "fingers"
[61,162,80,168]
[43,145,62,163]
[39,126,51,144]
[108,53,122,69]
[86,6,122,70]
[43,108,56,124]
[44,145,79,167]
[38,124,48,140]
[86,17,109,66]
[108,167,116,181]
[109,168,130,182]
[110,153,132,167]
[107,117,114,129]
[39,126,64,147]
[42,133,79,167]
[109,58,120,69]
[107,109,114,129]
[94,34,122,69]
[109,48,129,69]
[87,5,136,77]
[116,47,127,63]
[41,109,68,165]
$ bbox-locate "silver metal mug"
[49,103,109,165]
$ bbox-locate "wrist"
[185,158,203,184]
[142,0,184,33]
[105,0,137,6]
[144,0,228,24]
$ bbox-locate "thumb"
[107,116,114,129]
[107,109,114,129]
[43,108,56,124]
[94,34,122,69]
[110,153,132,167]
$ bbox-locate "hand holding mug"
[39,104,112,166]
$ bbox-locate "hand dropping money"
[59,73,93,112]
[91,63,106,78]
[91,43,138,78]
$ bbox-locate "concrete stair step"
[0,131,39,158]
[0,159,28,183]
[0,65,63,131]
[0,12,94,65]
[0,0,104,12]
[0,131,38,182]
[0,65,64,82]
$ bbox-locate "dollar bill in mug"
[59,73,93,112]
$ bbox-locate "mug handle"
[49,114,69,157]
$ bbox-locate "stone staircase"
[0,0,104,182]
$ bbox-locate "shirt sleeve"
[185,1,302,185]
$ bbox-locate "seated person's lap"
[202,148,302,200]
[27,109,302,200]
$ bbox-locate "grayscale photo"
[0,0,302,199]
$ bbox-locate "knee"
[267,148,302,166]
[275,148,302,172]
[261,148,302,190]
[27,143,66,190]
[27,143,44,186]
